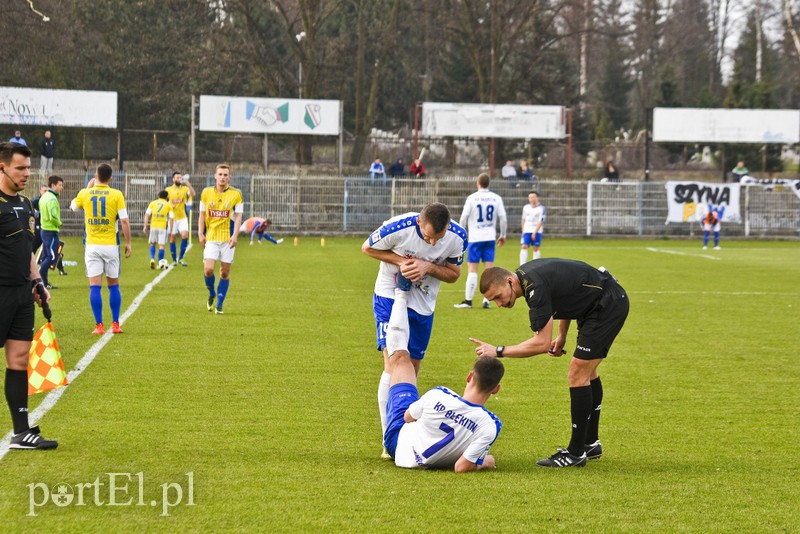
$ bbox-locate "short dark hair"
[96,163,113,183]
[264,218,272,226]
[47,175,63,187]
[158,190,168,200]
[480,266,514,294]
[473,356,504,392]
[477,173,490,188]
[172,171,182,178]
[0,141,32,163]
[420,202,450,233]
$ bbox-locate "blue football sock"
[179,240,188,260]
[89,285,103,324]
[205,275,216,297]
[170,242,177,262]
[158,249,165,262]
[217,278,230,308]
[150,245,156,260]
[703,231,710,246]
[108,285,121,323]
[714,232,719,247]
[263,233,278,244]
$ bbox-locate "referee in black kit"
[469,259,629,468]
[0,142,57,450]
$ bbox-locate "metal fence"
[48,171,799,238]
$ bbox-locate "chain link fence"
[46,171,799,238]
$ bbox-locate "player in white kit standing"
[454,173,507,309]
[520,191,546,264]
[362,203,467,458]
[382,275,503,471]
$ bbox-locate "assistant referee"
[470,258,629,468]
[0,142,57,450]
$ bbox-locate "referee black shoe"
[10,426,58,450]
[585,440,603,460]
[536,448,586,468]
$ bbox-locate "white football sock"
[378,371,391,435]
[386,289,410,356]
[519,249,528,265]
[533,249,541,259]
[465,272,478,301]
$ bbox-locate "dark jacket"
[40,138,55,158]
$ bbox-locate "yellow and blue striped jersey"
[73,183,127,245]
[146,198,173,230]
[167,184,192,221]
[200,186,243,242]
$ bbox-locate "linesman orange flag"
[27,287,68,395]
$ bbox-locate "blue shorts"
[521,232,542,247]
[373,295,434,360]
[466,241,496,263]
[383,383,419,458]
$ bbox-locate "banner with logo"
[0,87,117,128]
[199,96,340,136]
[740,177,800,200]
[665,182,741,224]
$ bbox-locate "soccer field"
[1,236,798,531]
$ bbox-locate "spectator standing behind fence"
[9,130,26,146]
[603,160,620,182]
[388,157,405,178]
[410,158,425,178]
[501,160,517,179]
[731,161,748,183]
[39,131,55,179]
[369,158,386,185]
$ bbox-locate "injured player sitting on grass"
[382,273,504,472]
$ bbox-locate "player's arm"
[458,201,470,229]
[360,239,406,267]
[403,408,417,424]
[497,203,507,246]
[184,182,196,198]
[197,203,206,246]
[549,319,571,355]
[143,210,151,233]
[250,225,259,244]
[120,215,132,258]
[454,454,496,473]
[229,208,243,248]
[401,259,460,284]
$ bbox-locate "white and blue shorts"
[521,232,542,247]
[466,240,496,263]
[373,294,434,360]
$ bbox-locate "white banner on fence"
[740,176,800,200]
[665,181,741,223]
[653,107,800,144]
[0,87,118,128]
[199,96,340,136]
[421,103,566,139]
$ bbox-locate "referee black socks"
[567,385,592,457]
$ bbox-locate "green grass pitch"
[1,235,798,531]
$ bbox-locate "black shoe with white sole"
[536,448,586,467]
[585,440,603,460]
[9,426,58,450]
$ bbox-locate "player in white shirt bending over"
[362,202,467,458]
[383,276,503,471]
[455,173,507,309]
[520,191,546,264]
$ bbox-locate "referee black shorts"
[574,281,629,360]
[0,285,35,344]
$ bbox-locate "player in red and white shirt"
[362,203,467,457]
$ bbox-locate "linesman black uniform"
[0,141,57,449]
[472,258,628,468]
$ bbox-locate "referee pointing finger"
[475,259,629,468]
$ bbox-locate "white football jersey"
[522,203,546,233]
[394,386,502,469]
[368,213,466,316]
[459,189,508,243]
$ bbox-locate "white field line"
[0,248,187,461]
[646,247,721,260]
